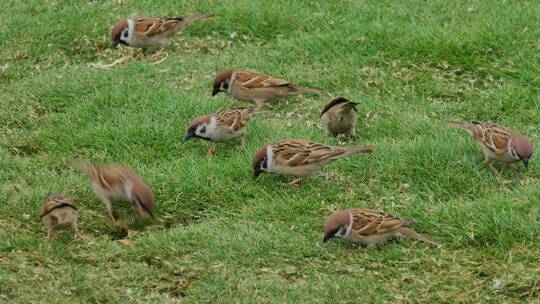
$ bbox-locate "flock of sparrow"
[40,12,534,250]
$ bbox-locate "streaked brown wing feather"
[273,140,341,167]
[236,71,290,88]
[351,209,408,235]
[215,108,252,132]
[473,122,511,153]
[134,17,183,37]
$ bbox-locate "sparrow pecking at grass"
[252,139,373,186]
[71,159,155,224]
[212,69,322,110]
[40,194,81,240]
[448,121,533,175]
[323,208,439,249]
[111,13,214,55]
[320,97,358,137]
[184,108,260,156]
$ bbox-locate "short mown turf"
[1,0,539,302]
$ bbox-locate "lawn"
[1,0,540,302]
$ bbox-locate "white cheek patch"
[125,19,135,44]
[266,145,273,172]
[208,117,218,132]
[227,72,237,94]
[123,180,134,201]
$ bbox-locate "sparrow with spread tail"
[71,160,155,224]
[184,108,259,155]
[212,69,322,109]
[448,121,533,175]
[40,194,82,240]
[111,13,213,54]
[320,97,358,137]
[323,208,439,249]
[252,139,373,186]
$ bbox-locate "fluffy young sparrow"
[252,139,373,186]
[71,160,155,224]
[111,13,213,53]
[184,108,259,155]
[323,208,439,249]
[448,121,533,175]
[212,69,322,109]
[40,194,81,240]
[320,97,358,137]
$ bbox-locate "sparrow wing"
[40,197,77,218]
[134,17,184,38]
[236,71,290,89]
[320,97,358,117]
[215,108,252,132]
[96,166,134,190]
[351,209,409,236]
[273,140,345,167]
[475,122,512,154]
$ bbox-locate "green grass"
[1,0,540,302]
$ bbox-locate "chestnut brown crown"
[323,209,351,235]
[511,134,534,166]
[111,19,128,47]
[212,69,235,96]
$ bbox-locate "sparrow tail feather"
[398,227,440,247]
[183,13,214,25]
[343,146,373,156]
[447,121,473,130]
[70,159,93,176]
[291,87,323,95]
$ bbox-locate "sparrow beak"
[212,86,221,97]
[112,40,119,49]
[184,131,194,141]
[323,233,333,243]
[253,168,263,180]
[522,157,529,168]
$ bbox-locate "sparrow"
[40,194,81,240]
[320,97,358,137]
[71,159,155,224]
[448,121,533,175]
[184,108,259,155]
[212,69,322,109]
[252,139,373,186]
[111,13,214,53]
[323,208,439,249]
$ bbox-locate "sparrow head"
[252,144,270,179]
[320,97,357,117]
[111,19,129,48]
[184,115,212,141]
[323,209,352,243]
[131,178,155,219]
[47,193,66,202]
[511,134,534,168]
[212,69,234,96]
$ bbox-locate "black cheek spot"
[200,126,206,134]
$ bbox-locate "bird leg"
[207,143,217,156]
[254,101,265,111]
[72,223,83,240]
[483,159,501,177]
[349,128,357,138]
[287,177,304,187]
[102,198,117,225]
[150,49,164,60]
[239,135,246,151]
[47,227,55,240]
